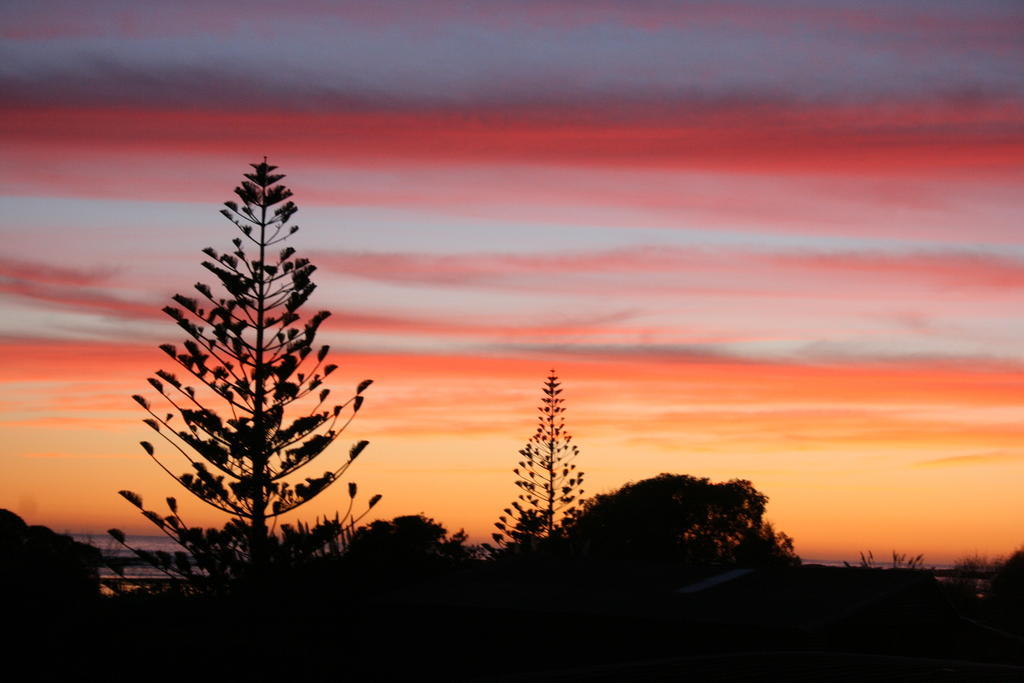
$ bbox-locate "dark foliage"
[990,549,1024,605]
[569,473,798,566]
[345,514,476,574]
[987,549,1024,632]
[938,554,997,620]
[111,161,378,591]
[267,514,476,598]
[0,509,100,609]
[845,550,926,569]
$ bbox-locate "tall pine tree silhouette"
[111,160,378,588]
[494,371,584,550]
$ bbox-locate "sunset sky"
[2,0,1023,563]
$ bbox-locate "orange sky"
[3,339,1023,563]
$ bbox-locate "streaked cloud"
[315,247,1024,294]
[15,451,135,459]
[5,100,1021,178]
[917,451,1024,468]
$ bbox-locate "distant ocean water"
[74,533,190,579]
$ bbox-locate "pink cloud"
[0,258,117,287]
[314,246,1024,296]
[0,280,160,322]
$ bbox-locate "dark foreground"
[7,561,1024,681]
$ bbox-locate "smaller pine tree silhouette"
[493,371,584,550]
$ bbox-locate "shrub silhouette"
[940,553,997,618]
[0,509,100,609]
[344,514,475,576]
[111,160,378,590]
[991,549,1024,603]
[987,548,1024,632]
[844,550,926,569]
[570,473,798,566]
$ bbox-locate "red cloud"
[4,95,1021,178]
